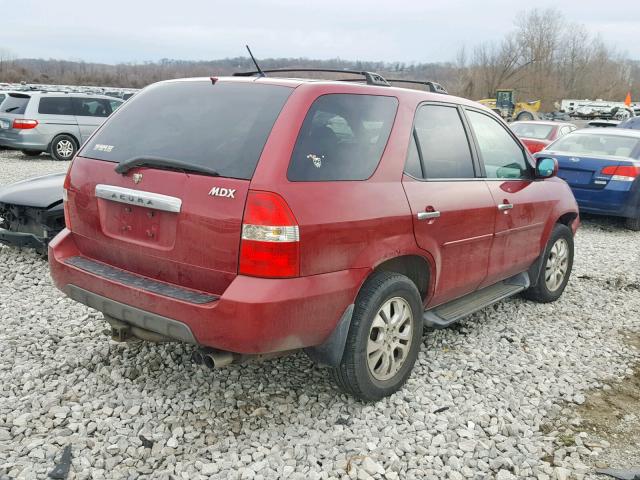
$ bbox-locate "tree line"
[0,9,636,110]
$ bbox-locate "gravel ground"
[0,149,69,185]
[1,150,639,479]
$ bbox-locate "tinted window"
[109,100,123,112]
[404,134,423,178]
[82,81,292,180]
[550,133,640,158]
[38,97,74,115]
[467,110,529,179]
[414,104,475,179]
[510,122,554,140]
[2,93,30,114]
[288,94,398,181]
[0,94,5,106]
[74,98,112,117]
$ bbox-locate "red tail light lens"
[62,173,72,230]
[239,191,299,278]
[524,141,546,154]
[601,165,640,182]
[12,119,38,129]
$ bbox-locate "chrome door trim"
[95,184,182,213]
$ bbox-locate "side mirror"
[536,157,558,178]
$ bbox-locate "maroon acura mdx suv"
[49,71,579,400]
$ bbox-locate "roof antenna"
[245,45,265,77]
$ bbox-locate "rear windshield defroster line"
[81,81,293,180]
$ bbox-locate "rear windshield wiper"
[115,156,220,177]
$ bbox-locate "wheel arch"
[304,253,433,368]
[48,132,80,151]
[557,211,579,229]
[372,254,431,302]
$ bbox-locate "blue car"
[535,129,640,230]
[618,116,640,130]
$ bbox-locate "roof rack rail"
[233,68,448,94]
[233,68,390,87]
[386,79,448,94]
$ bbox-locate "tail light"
[601,165,640,182]
[524,141,546,154]
[239,191,299,278]
[12,119,38,129]
[62,173,72,230]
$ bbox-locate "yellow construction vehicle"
[477,89,540,122]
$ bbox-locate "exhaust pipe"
[194,347,299,370]
[201,349,235,369]
[191,350,204,365]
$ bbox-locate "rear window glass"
[510,122,554,140]
[2,93,30,114]
[550,133,640,158]
[81,81,293,180]
[288,94,398,181]
[38,97,74,115]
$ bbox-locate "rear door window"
[73,98,112,117]
[109,100,123,113]
[82,81,293,180]
[467,110,530,179]
[288,94,398,181]
[38,97,74,115]
[2,93,30,114]
[413,104,475,179]
[404,134,423,178]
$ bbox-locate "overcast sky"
[2,0,639,64]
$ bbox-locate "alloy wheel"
[545,238,569,292]
[366,297,414,381]
[56,140,74,159]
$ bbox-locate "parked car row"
[510,120,640,231]
[0,72,637,401]
[0,90,123,160]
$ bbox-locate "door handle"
[498,203,514,211]
[417,211,441,220]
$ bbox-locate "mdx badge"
[208,186,236,198]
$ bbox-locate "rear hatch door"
[66,79,293,295]
[552,153,620,190]
[0,93,31,131]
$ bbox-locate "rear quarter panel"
[250,84,428,279]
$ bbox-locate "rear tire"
[50,135,77,161]
[330,271,423,402]
[625,217,640,231]
[524,224,574,303]
[21,150,41,157]
[516,111,535,121]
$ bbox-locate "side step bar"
[424,272,530,328]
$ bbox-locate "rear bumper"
[0,130,50,151]
[49,229,368,354]
[572,182,640,219]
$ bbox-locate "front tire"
[331,272,423,401]
[625,217,640,231]
[50,135,77,161]
[524,224,574,303]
